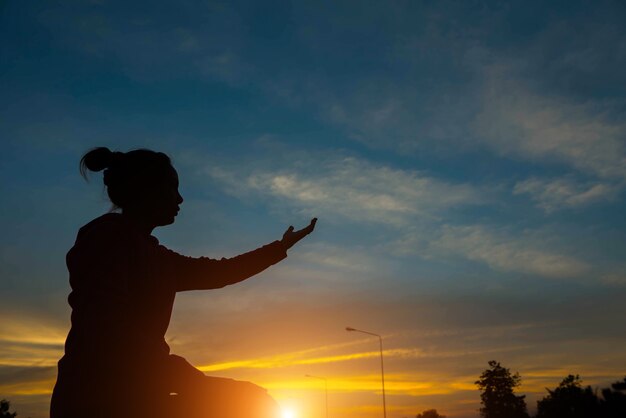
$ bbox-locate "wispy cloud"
[475,66,626,181]
[600,272,626,287]
[0,315,66,368]
[513,177,619,213]
[430,225,590,278]
[263,373,467,396]
[200,149,599,280]
[197,339,370,371]
[0,366,56,396]
[198,339,531,373]
[292,242,392,275]
[199,351,381,372]
[207,154,484,226]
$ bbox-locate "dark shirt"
[52,213,287,415]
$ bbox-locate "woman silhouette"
[50,148,316,418]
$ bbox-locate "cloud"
[0,340,63,368]
[196,339,372,371]
[292,242,393,276]
[199,350,382,372]
[474,65,626,180]
[430,225,590,278]
[0,315,66,368]
[600,272,626,287]
[207,155,484,227]
[262,373,469,396]
[0,366,56,395]
[513,177,619,213]
[197,342,530,373]
[271,8,626,187]
[198,149,599,280]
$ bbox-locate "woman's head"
[80,147,183,227]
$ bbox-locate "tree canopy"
[473,364,626,418]
[415,409,446,418]
[536,375,598,418]
[534,375,626,418]
[475,360,529,418]
[601,377,626,418]
[0,400,17,418]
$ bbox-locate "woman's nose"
[177,191,184,204]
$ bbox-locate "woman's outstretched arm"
[160,218,317,292]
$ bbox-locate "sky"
[1,0,626,417]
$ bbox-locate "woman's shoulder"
[79,212,124,233]
[73,213,135,245]
[67,213,162,271]
[67,214,132,266]
[74,213,158,247]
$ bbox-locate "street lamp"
[346,327,387,418]
[305,374,329,418]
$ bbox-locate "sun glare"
[281,408,296,418]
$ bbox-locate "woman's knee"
[174,377,279,418]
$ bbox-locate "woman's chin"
[157,216,176,227]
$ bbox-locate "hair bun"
[84,147,113,171]
[79,147,124,179]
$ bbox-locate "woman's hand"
[281,218,317,250]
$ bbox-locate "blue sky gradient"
[1,1,626,417]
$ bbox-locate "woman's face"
[138,165,184,227]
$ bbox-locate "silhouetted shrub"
[476,360,529,418]
[415,408,446,418]
[536,375,600,418]
[0,400,17,418]
[600,377,626,418]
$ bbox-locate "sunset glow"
[2,1,626,418]
[281,408,296,418]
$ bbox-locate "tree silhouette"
[475,360,529,418]
[415,408,446,418]
[535,374,599,418]
[0,400,17,418]
[600,377,626,418]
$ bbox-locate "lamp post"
[346,327,386,418]
[305,374,329,418]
